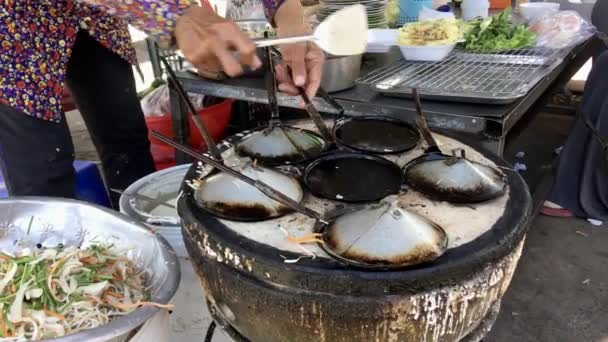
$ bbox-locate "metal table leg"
[169,81,192,164]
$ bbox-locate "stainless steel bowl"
[321,54,363,93]
[0,198,181,342]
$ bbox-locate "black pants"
[0,31,155,208]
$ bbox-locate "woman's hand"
[274,0,325,99]
[175,5,262,77]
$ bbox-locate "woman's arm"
[83,0,196,45]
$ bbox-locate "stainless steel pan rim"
[0,197,180,342]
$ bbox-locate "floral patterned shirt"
[0,0,285,122]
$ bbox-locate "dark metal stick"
[160,56,223,160]
[412,88,440,151]
[297,87,335,143]
[317,87,345,116]
[151,131,325,222]
[268,46,339,138]
[109,188,176,209]
[264,40,281,124]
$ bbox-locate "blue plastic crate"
[0,160,111,208]
[0,172,7,199]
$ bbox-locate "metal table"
[170,38,598,162]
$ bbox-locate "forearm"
[263,0,303,27]
[83,0,197,45]
[273,0,307,32]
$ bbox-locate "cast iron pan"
[333,116,420,154]
[310,203,449,270]
[235,125,329,166]
[403,151,507,203]
[303,151,404,202]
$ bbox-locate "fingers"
[305,45,325,99]
[222,25,262,69]
[275,64,299,95]
[281,43,308,87]
[175,7,261,78]
[209,40,243,77]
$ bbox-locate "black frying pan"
[333,115,420,154]
[303,151,404,203]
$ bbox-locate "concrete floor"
[487,215,608,342]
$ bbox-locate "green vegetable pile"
[462,8,536,53]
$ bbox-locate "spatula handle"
[255,35,314,48]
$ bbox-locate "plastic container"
[399,44,456,61]
[398,0,433,23]
[462,0,489,21]
[520,2,560,22]
[0,173,7,199]
[146,99,233,169]
[0,161,111,207]
[489,0,510,9]
[73,160,112,208]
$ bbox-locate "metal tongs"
[159,56,323,219]
[152,131,325,222]
[266,46,341,144]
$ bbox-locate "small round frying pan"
[303,152,404,202]
[403,150,507,203]
[333,116,420,154]
[404,89,507,203]
[233,46,335,167]
[308,198,448,269]
[194,165,304,221]
[235,125,328,166]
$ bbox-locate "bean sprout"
[0,245,158,340]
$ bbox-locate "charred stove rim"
[179,129,532,295]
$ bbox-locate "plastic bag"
[140,84,205,117]
[529,11,597,50]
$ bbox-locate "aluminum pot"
[321,54,362,93]
[0,198,181,342]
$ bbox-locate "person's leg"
[0,104,76,198]
[65,31,156,208]
[545,52,608,218]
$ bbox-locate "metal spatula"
[255,5,368,56]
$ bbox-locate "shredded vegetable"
[0,245,155,341]
[398,19,464,46]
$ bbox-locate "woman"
[0,0,323,207]
[542,52,608,220]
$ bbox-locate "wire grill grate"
[356,47,566,103]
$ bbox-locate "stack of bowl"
[317,0,388,29]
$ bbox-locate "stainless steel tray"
[0,198,180,342]
[356,48,565,104]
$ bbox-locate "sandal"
[540,206,574,218]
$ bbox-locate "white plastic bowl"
[520,2,560,22]
[399,44,456,62]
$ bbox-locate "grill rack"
[356,47,566,104]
